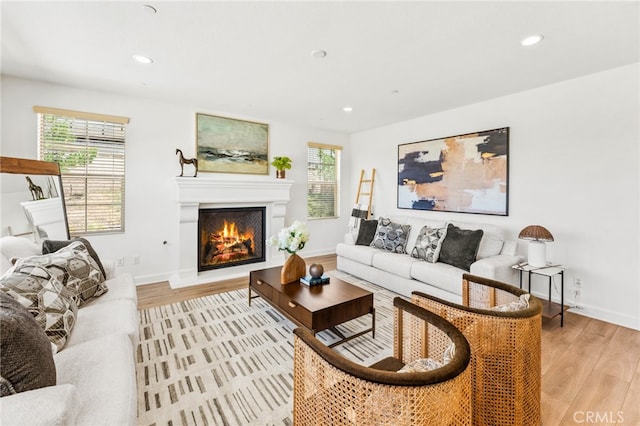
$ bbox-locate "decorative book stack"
[300,274,330,286]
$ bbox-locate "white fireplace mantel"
[171,177,293,288]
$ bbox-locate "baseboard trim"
[530,290,639,331]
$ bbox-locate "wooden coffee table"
[249,266,375,347]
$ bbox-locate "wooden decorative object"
[281,253,306,284]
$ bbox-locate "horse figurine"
[25,176,45,200]
[176,149,198,177]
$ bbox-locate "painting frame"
[196,113,269,175]
[397,127,509,216]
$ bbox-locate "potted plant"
[271,156,292,179]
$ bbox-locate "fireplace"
[198,207,266,272]
[173,177,292,288]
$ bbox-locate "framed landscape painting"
[398,127,509,216]
[196,113,269,174]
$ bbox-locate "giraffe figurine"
[176,149,198,177]
[25,176,45,200]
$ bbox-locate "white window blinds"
[35,106,128,235]
[307,142,341,219]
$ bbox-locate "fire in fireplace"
[198,207,265,271]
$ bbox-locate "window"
[307,142,341,219]
[35,106,128,236]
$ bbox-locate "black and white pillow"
[370,217,411,253]
[43,237,107,279]
[0,264,77,352]
[14,240,107,306]
[411,225,447,263]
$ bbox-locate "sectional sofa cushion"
[411,226,447,263]
[0,291,56,396]
[355,219,378,246]
[13,241,107,307]
[370,217,412,253]
[372,251,419,279]
[0,264,77,352]
[438,224,484,271]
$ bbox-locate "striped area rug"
[136,272,396,426]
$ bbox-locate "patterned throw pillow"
[411,226,447,263]
[370,217,411,253]
[42,237,107,279]
[0,291,56,396]
[0,264,78,352]
[492,294,531,312]
[14,241,107,306]
[398,357,443,373]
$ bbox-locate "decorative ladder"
[353,169,376,219]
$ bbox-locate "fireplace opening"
[198,207,266,272]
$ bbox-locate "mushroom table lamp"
[518,225,554,268]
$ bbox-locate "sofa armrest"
[0,384,78,426]
[470,254,524,286]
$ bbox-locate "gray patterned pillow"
[14,240,107,306]
[411,226,447,263]
[370,217,411,253]
[0,291,56,396]
[0,264,77,352]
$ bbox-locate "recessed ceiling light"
[343,106,353,112]
[132,54,153,64]
[521,34,544,47]
[311,49,327,59]
[392,90,399,95]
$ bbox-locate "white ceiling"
[2,1,638,134]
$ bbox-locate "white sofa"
[337,216,524,303]
[0,236,138,426]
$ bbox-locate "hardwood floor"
[136,254,640,425]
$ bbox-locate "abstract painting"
[196,113,269,174]
[398,127,509,216]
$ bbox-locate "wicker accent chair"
[411,273,543,426]
[293,297,472,425]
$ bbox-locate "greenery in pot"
[271,156,292,171]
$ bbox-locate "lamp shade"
[518,225,554,242]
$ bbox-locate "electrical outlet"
[116,257,125,267]
[133,255,141,265]
[575,277,582,287]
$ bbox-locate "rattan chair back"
[411,273,542,426]
[293,297,472,425]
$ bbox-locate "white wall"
[350,64,640,330]
[1,76,351,284]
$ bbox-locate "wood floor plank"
[560,371,629,425]
[593,326,640,382]
[564,318,617,361]
[541,392,569,426]
[542,350,599,404]
[621,372,640,425]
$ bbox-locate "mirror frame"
[1,156,71,240]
